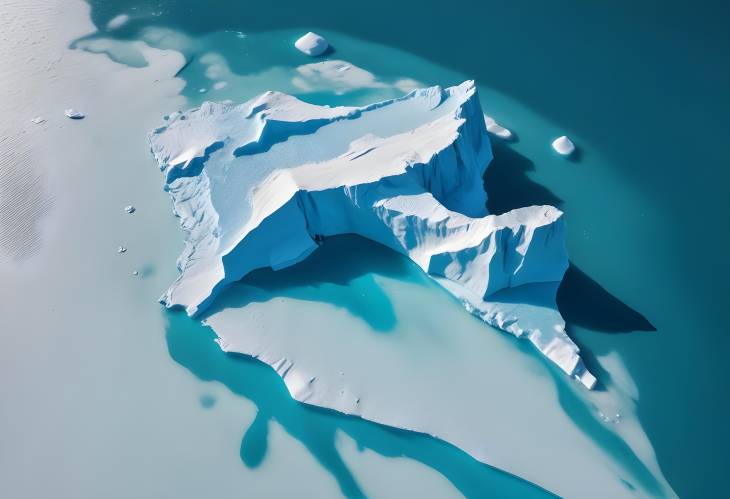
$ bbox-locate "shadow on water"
[485,141,656,335]
[557,265,656,334]
[206,235,425,333]
[165,310,554,499]
[483,141,664,492]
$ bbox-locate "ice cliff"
[149,81,595,389]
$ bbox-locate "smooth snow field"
[1,1,729,498]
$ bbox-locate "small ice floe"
[198,88,207,93]
[117,245,127,254]
[106,13,130,31]
[124,205,136,214]
[131,270,139,276]
[64,109,84,120]
[551,135,575,156]
[30,116,46,124]
[484,115,513,140]
[294,32,329,56]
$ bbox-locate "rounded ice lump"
[294,32,329,56]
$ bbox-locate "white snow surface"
[294,32,329,56]
[150,81,594,391]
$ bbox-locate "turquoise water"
[1,0,728,497]
[166,237,553,499]
[81,1,729,496]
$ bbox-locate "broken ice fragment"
[484,115,513,140]
[30,116,46,124]
[132,270,139,276]
[124,205,136,214]
[64,109,84,120]
[106,13,130,30]
[552,135,575,156]
[117,246,127,254]
[294,32,329,56]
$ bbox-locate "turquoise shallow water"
[165,236,554,499]
[2,0,727,497]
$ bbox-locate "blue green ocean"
[1,1,728,497]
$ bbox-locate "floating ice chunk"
[106,14,130,31]
[552,135,575,155]
[213,81,227,90]
[484,114,513,140]
[294,32,329,56]
[117,246,127,254]
[124,205,136,214]
[30,116,46,124]
[64,109,84,120]
[131,270,139,276]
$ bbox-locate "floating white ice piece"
[484,115,513,140]
[30,116,46,124]
[552,135,575,156]
[117,246,127,254]
[124,205,136,214]
[132,270,139,276]
[64,109,84,119]
[106,14,130,31]
[294,32,329,56]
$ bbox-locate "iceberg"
[294,32,329,56]
[149,80,594,388]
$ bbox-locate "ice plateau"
[150,80,595,389]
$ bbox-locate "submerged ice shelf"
[150,80,594,388]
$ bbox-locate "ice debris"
[124,205,136,214]
[64,109,84,120]
[117,245,127,254]
[484,115,513,140]
[294,32,329,56]
[106,14,130,31]
[552,135,575,156]
[30,116,46,124]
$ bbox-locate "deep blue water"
[78,1,730,497]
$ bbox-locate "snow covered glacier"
[150,80,595,389]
